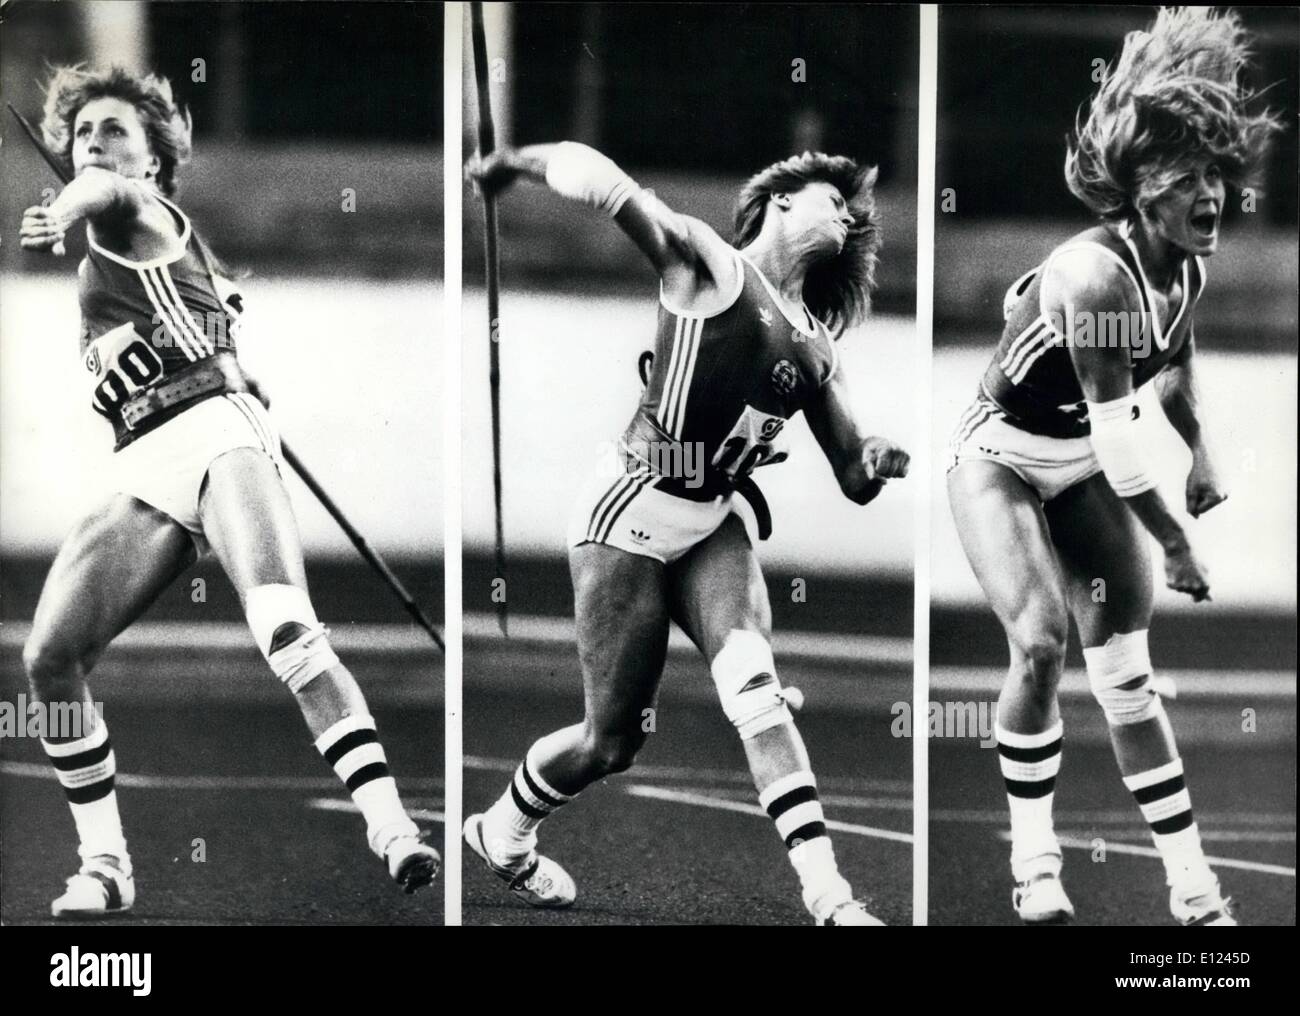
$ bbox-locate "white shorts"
[566,471,738,564]
[948,397,1100,503]
[111,392,283,543]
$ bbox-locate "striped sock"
[760,771,851,917]
[42,713,129,866]
[996,719,1063,882]
[315,714,415,857]
[1123,758,1213,891]
[482,744,574,863]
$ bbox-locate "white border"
[913,2,938,928]
[442,0,465,929]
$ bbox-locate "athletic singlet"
[77,194,245,448]
[621,249,839,500]
[980,220,1206,438]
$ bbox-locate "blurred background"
[459,3,918,926]
[462,2,919,630]
[933,5,1297,669]
[1,0,442,925]
[930,5,1296,927]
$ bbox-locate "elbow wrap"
[1087,394,1157,497]
[544,141,638,216]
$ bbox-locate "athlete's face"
[72,97,161,184]
[1142,157,1225,257]
[775,181,853,256]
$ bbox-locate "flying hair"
[1065,7,1282,220]
[734,152,882,332]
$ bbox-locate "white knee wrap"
[710,629,791,740]
[1083,630,1164,726]
[244,584,340,693]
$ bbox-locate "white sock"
[996,719,1064,882]
[315,714,414,857]
[482,742,574,863]
[42,712,130,868]
[760,771,851,918]
[1122,757,1214,893]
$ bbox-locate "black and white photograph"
[0,0,445,926]
[1,0,1296,970]
[459,2,919,926]
[931,5,1297,927]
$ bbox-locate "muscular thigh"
[1044,473,1153,648]
[570,541,671,733]
[198,447,307,600]
[667,514,771,663]
[947,461,1068,648]
[29,494,195,671]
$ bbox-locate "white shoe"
[1013,872,1074,925]
[383,833,441,895]
[51,855,134,919]
[1171,878,1236,926]
[463,814,576,909]
[817,899,885,926]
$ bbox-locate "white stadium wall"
[0,275,442,561]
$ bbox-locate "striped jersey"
[981,220,1205,438]
[621,249,839,500]
[77,194,245,448]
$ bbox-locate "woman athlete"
[947,8,1280,925]
[17,66,439,917]
[464,143,910,925]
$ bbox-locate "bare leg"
[948,462,1070,733]
[1045,474,1169,774]
[198,448,366,737]
[948,461,1072,895]
[477,541,670,868]
[668,515,855,921]
[24,494,192,894]
[1047,475,1219,908]
[198,447,433,885]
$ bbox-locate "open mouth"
[1190,211,1218,238]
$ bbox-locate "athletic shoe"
[51,855,134,919]
[384,834,441,894]
[817,899,885,926]
[463,813,576,909]
[1013,871,1074,924]
[1172,880,1237,926]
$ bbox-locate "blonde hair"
[734,152,882,332]
[1065,7,1281,220]
[41,65,193,196]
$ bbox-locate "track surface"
[930,699,1296,927]
[1,672,442,926]
[462,647,913,926]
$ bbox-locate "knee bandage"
[244,584,340,693]
[1083,629,1164,725]
[710,630,791,740]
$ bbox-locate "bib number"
[87,325,165,417]
[712,405,789,481]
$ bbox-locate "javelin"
[6,101,444,651]
[470,2,508,636]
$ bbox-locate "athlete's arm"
[468,142,738,310]
[804,365,909,505]
[1156,333,1227,517]
[1046,249,1211,601]
[20,169,178,260]
[18,168,143,254]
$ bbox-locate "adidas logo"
[629,529,651,544]
[759,307,774,327]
